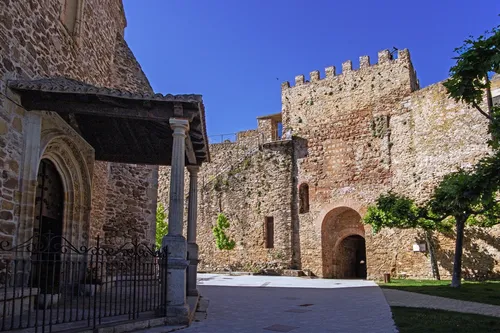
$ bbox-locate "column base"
[156,304,190,325]
[187,288,199,297]
[162,234,188,259]
[160,234,189,324]
[166,304,190,325]
[187,242,199,297]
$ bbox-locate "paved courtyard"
[182,274,397,333]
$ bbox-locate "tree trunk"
[486,78,493,118]
[485,83,498,146]
[424,229,440,280]
[451,215,466,288]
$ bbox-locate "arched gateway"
[321,206,367,279]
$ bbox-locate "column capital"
[169,118,189,135]
[187,165,200,174]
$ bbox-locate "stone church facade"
[1,1,211,326]
[159,49,500,280]
[0,0,157,255]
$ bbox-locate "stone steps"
[126,297,209,333]
[282,269,313,277]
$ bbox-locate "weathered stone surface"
[0,211,13,222]
[11,118,22,133]
[159,139,293,272]
[1,201,14,211]
[0,120,7,135]
[0,0,157,251]
[0,222,15,235]
[102,163,158,247]
[280,50,494,279]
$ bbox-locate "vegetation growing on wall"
[155,202,168,248]
[212,213,236,270]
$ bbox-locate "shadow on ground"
[381,279,500,306]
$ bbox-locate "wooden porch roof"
[8,77,210,166]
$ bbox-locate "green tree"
[212,213,236,271]
[364,193,453,280]
[428,152,500,287]
[364,152,500,287]
[156,203,168,248]
[443,21,500,147]
[439,19,500,287]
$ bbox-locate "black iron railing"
[186,251,190,295]
[0,234,167,333]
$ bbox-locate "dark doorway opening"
[265,216,274,248]
[338,235,367,279]
[32,159,65,290]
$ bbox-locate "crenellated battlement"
[282,49,412,90]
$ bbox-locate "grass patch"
[380,279,500,305]
[391,306,500,333]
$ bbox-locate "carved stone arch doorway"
[17,126,93,249]
[39,131,93,246]
[321,206,367,278]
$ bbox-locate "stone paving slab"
[383,288,500,317]
[197,273,378,289]
[128,325,186,333]
[176,274,397,333]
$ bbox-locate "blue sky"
[123,0,500,137]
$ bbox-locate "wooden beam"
[136,120,160,157]
[95,153,170,165]
[66,113,84,137]
[123,118,143,154]
[185,134,197,165]
[191,139,205,146]
[190,131,204,140]
[21,96,174,121]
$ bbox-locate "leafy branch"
[155,203,168,248]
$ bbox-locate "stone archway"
[17,128,92,248]
[39,132,92,246]
[321,206,365,278]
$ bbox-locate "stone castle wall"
[158,49,500,280]
[196,142,293,271]
[368,82,495,279]
[0,0,157,247]
[281,49,496,279]
[281,50,419,277]
[157,131,295,272]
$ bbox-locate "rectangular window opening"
[265,217,274,248]
[276,121,283,140]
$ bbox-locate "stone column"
[186,165,200,296]
[167,118,189,236]
[18,112,42,247]
[160,118,190,324]
[17,111,41,285]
